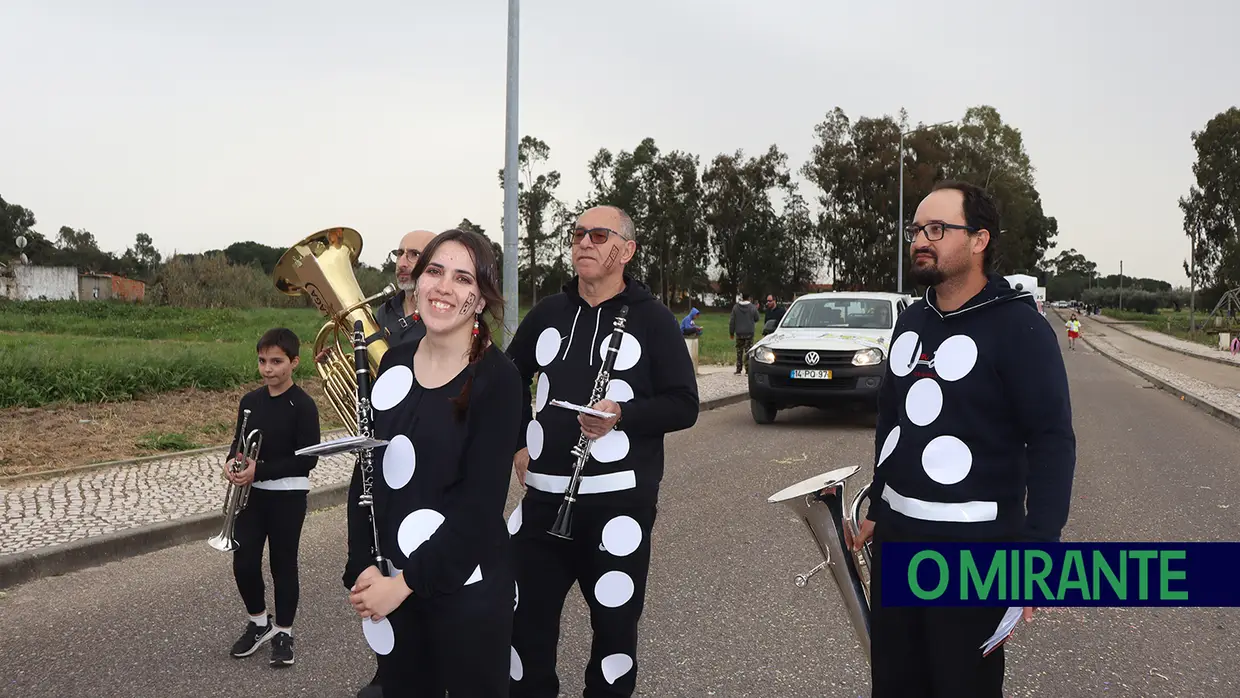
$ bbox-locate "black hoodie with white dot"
[507,275,700,509]
[866,273,1077,543]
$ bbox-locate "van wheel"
[750,399,777,424]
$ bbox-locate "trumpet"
[548,305,629,540]
[768,465,873,663]
[209,409,263,552]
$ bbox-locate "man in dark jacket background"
[761,294,785,335]
[729,293,759,374]
[374,229,437,348]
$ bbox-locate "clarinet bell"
[548,500,574,540]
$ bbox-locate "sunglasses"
[568,226,628,245]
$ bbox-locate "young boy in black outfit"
[225,327,321,667]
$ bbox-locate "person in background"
[761,295,785,335]
[680,307,704,337]
[729,293,759,374]
[1065,313,1081,351]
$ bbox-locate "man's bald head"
[394,229,438,290]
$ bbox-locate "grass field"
[0,300,747,409]
[1101,308,1237,348]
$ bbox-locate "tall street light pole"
[501,0,520,347]
[897,119,956,295]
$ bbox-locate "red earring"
[472,317,480,337]
[411,311,420,323]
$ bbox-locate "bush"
[1080,287,1183,314]
[148,254,309,309]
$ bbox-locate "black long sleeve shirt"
[227,383,321,490]
[343,341,522,596]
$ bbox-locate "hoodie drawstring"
[561,306,582,361]
[588,307,602,366]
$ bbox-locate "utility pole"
[1119,260,1124,311]
[501,0,520,347]
[1189,228,1196,336]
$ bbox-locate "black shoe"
[230,616,276,658]
[270,631,295,667]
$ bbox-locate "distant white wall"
[4,266,79,300]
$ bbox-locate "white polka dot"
[601,516,642,557]
[372,364,413,411]
[934,335,978,382]
[605,379,634,403]
[526,421,544,460]
[599,332,642,371]
[590,429,629,463]
[905,378,943,427]
[921,435,973,485]
[382,435,415,489]
[465,565,483,586]
[397,509,445,557]
[535,373,551,412]
[889,331,921,378]
[535,328,562,367]
[510,646,524,681]
[601,653,634,684]
[877,426,900,467]
[507,502,523,535]
[514,580,520,611]
[362,617,394,655]
[594,570,635,608]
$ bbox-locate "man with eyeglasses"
[846,180,1075,697]
[506,205,700,697]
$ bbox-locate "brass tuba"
[273,227,397,434]
[768,465,873,663]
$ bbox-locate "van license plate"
[790,369,832,379]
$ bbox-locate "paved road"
[3,326,1239,697]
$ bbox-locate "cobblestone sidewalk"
[1094,314,1240,367]
[1,371,748,560]
[1075,317,1240,422]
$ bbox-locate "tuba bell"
[768,465,873,663]
[273,227,397,434]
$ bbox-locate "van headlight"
[852,348,883,366]
[753,347,776,364]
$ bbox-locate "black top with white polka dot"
[345,339,523,598]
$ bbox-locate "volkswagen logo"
[804,351,820,366]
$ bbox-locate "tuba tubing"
[768,465,873,664]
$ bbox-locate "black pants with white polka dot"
[869,524,1010,698]
[509,499,657,698]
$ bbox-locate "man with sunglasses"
[847,180,1075,697]
[506,205,700,698]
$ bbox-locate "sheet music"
[550,399,618,419]
[296,435,389,457]
[980,606,1024,656]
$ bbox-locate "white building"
[0,264,79,300]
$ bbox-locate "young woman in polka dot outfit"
[851,181,1076,697]
[344,228,523,696]
[505,205,700,697]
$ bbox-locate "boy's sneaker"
[270,631,295,667]
[230,616,277,658]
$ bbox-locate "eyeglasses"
[568,226,628,246]
[903,221,978,243]
[388,248,421,264]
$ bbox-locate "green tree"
[498,136,563,305]
[703,145,792,301]
[1179,107,1240,291]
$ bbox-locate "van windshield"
[780,298,894,330]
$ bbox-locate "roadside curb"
[0,391,749,590]
[0,429,352,486]
[1058,311,1240,432]
[1095,314,1240,370]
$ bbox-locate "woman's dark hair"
[931,179,1001,272]
[409,228,505,420]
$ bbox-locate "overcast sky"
[3,0,1237,287]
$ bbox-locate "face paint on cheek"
[604,247,620,270]
[461,292,477,315]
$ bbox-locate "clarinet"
[548,305,629,540]
[353,320,395,577]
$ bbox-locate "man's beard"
[396,278,415,291]
[909,261,946,287]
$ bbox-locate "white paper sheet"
[296,435,389,457]
[550,399,618,419]
[980,606,1025,656]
